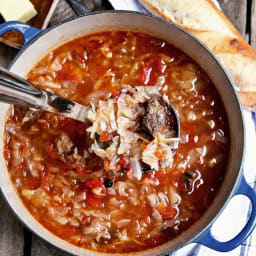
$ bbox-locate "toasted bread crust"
[139,0,256,109]
[238,91,256,111]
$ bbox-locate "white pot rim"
[0,11,245,256]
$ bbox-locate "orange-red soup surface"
[4,31,229,253]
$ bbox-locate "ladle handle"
[0,67,92,123]
[0,67,48,108]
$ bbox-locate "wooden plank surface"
[31,235,71,256]
[0,1,255,255]
[49,0,76,25]
[219,0,248,38]
[0,192,25,256]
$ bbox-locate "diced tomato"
[76,164,86,176]
[92,186,107,198]
[110,90,120,99]
[126,168,133,179]
[56,160,69,172]
[148,56,165,73]
[86,179,103,189]
[141,143,147,151]
[86,40,100,51]
[154,169,166,179]
[144,216,151,225]
[39,121,50,129]
[104,156,127,173]
[157,203,166,211]
[24,176,40,190]
[76,164,84,174]
[118,156,129,169]
[106,171,115,180]
[85,194,103,210]
[60,118,88,140]
[140,66,152,85]
[22,138,30,157]
[47,143,59,160]
[143,170,154,178]
[59,226,78,239]
[155,150,162,160]
[104,160,111,171]
[74,53,85,63]
[188,135,198,147]
[143,173,152,180]
[143,170,161,185]
[23,146,29,156]
[73,48,87,63]
[140,56,166,85]
[144,176,160,186]
[160,205,177,220]
[96,65,104,74]
[16,162,26,176]
[41,169,48,178]
[40,183,51,193]
[76,181,87,193]
[60,118,78,138]
[114,165,122,173]
[62,160,75,170]
[81,216,91,224]
[40,169,51,193]
[100,132,113,142]
[171,169,185,177]
[58,62,82,83]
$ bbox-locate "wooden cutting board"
[0,0,59,49]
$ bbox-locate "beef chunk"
[143,97,175,137]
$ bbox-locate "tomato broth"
[4,31,229,253]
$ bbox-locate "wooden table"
[0,0,255,255]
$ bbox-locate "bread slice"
[139,0,256,110]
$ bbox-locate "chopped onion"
[117,219,131,228]
[147,194,159,208]
[168,186,181,205]
[158,192,169,206]
[130,158,142,180]
[152,208,162,223]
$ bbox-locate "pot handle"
[195,175,256,252]
[0,21,42,47]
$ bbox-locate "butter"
[0,0,37,23]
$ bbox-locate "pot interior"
[0,12,244,256]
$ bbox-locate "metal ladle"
[0,67,180,138]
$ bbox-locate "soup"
[4,31,229,253]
